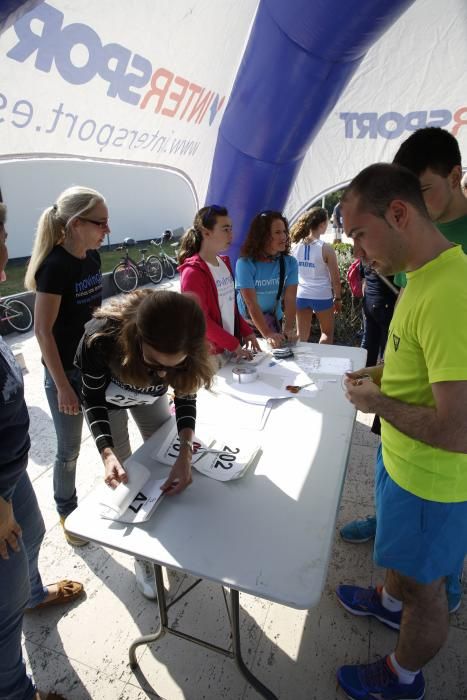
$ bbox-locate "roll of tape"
[232,366,258,384]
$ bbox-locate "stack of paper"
[154,428,260,482]
[99,460,166,523]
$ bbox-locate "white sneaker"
[134,558,157,600]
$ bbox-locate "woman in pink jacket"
[178,205,260,363]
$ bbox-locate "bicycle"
[150,230,179,279]
[112,246,163,293]
[0,297,34,333]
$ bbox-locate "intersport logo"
[339,108,467,139]
[6,2,225,127]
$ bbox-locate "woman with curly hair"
[235,211,298,348]
[290,207,342,344]
[178,205,260,364]
[74,289,215,598]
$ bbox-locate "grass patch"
[1,242,178,297]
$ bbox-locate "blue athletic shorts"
[374,444,467,583]
[296,297,334,312]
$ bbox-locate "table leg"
[230,589,278,700]
[129,564,167,670]
[128,569,278,699]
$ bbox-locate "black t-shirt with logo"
[35,246,102,370]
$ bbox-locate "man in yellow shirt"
[336,163,467,700]
[340,127,467,611]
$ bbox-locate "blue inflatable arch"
[206,0,415,262]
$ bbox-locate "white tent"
[0,0,465,258]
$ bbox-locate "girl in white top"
[290,207,342,343]
[178,205,260,363]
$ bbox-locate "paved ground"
[4,273,467,700]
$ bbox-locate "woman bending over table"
[235,210,298,349]
[74,289,215,598]
[178,205,260,365]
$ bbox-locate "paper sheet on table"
[214,367,319,405]
[318,357,353,373]
[216,372,302,406]
[293,351,353,375]
[259,360,310,382]
[154,426,260,481]
[192,440,260,481]
[198,389,272,430]
[99,460,150,516]
[154,427,212,464]
[99,460,166,523]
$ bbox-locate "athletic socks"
[388,653,420,685]
[381,586,403,612]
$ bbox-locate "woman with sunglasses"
[25,187,107,547]
[74,289,214,598]
[178,205,261,365]
[235,211,298,348]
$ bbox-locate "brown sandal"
[31,580,84,610]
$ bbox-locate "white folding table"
[66,342,366,699]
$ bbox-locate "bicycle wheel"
[113,262,138,293]
[162,257,175,279]
[145,255,163,284]
[4,299,33,333]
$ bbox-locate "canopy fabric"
[0,0,258,210]
[286,0,467,221]
[0,0,466,258]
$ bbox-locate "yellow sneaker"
[59,516,89,547]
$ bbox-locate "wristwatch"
[179,439,194,453]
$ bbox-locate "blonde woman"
[25,187,108,546]
[290,207,342,344]
[74,289,215,597]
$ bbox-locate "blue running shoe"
[340,515,377,543]
[336,585,401,630]
[447,590,462,614]
[337,655,425,700]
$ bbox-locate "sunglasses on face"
[79,217,109,230]
[145,358,189,373]
[139,341,189,373]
